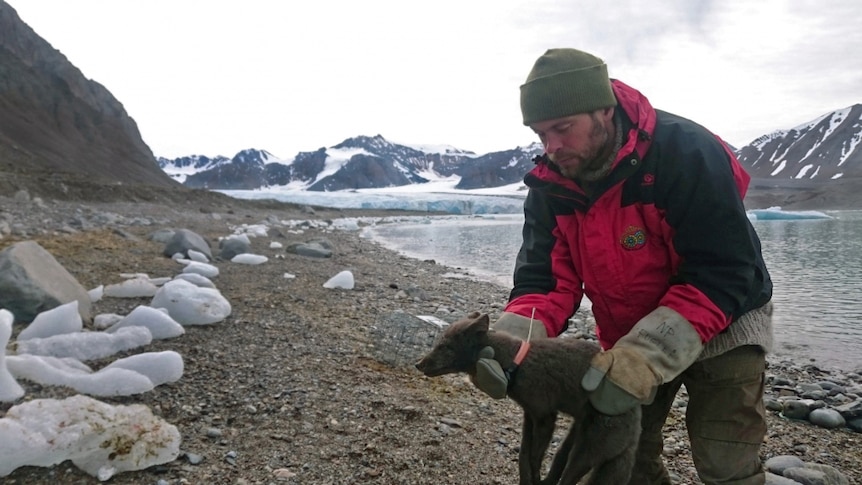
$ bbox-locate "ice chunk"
[187,249,209,262]
[105,305,185,339]
[17,300,83,341]
[182,261,220,278]
[323,270,355,289]
[103,351,184,386]
[88,285,104,303]
[231,253,268,265]
[0,395,181,479]
[93,313,124,330]
[0,309,25,402]
[173,273,216,288]
[104,277,159,298]
[6,354,155,396]
[151,279,231,325]
[15,326,153,361]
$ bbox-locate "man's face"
[530,107,615,182]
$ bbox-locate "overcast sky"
[8,0,862,159]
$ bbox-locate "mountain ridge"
[158,104,862,210]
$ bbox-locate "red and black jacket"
[505,80,772,349]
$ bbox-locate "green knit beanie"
[520,48,617,125]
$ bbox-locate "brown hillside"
[0,1,179,199]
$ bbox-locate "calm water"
[363,211,862,372]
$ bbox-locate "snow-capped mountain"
[737,104,862,180]
[158,135,543,191]
[158,106,861,202]
[157,149,279,185]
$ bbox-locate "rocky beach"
[1,191,860,484]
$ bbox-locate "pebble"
[273,468,297,480]
[224,450,237,466]
[184,452,204,465]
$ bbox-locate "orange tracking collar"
[504,340,531,386]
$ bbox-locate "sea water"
[364,211,862,372]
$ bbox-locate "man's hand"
[492,312,548,340]
[473,312,548,399]
[581,306,704,415]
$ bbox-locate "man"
[475,48,773,484]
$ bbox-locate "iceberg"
[747,207,832,221]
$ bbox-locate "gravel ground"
[1,194,860,484]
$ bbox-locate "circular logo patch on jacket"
[620,225,646,250]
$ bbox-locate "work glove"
[581,306,703,415]
[474,312,547,399]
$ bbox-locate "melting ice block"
[0,394,181,480]
[103,277,159,298]
[105,305,185,339]
[0,309,25,402]
[6,354,155,397]
[323,270,355,289]
[16,300,83,341]
[151,279,231,325]
[15,326,153,361]
[231,253,268,265]
[103,351,184,386]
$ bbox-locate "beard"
[548,113,616,182]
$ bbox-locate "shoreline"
[360,214,862,374]
[1,197,860,484]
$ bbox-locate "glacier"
[222,188,834,221]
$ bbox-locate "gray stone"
[835,400,862,419]
[809,408,846,429]
[770,376,795,386]
[798,382,823,393]
[804,463,850,485]
[0,241,91,323]
[288,242,332,258]
[764,397,783,412]
[307,237,333,250]
[218,238,250,260]
[404,285,430,301]
[765,455,805,475]
[766,472,805,485]
[784,467,828,485]
[802,389,829,400]
[147,228,176,244]
[163,228,212,260]
[13,189,30,203]
[781,399,812,420]
[815,380,842,391]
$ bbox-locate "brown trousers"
[627,345,767,485]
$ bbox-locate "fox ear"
[468,313,490,333]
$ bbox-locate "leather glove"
[474,312,547,399]
[581,306,703,415]
[492,312,548,341]
[474,346,507,399]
